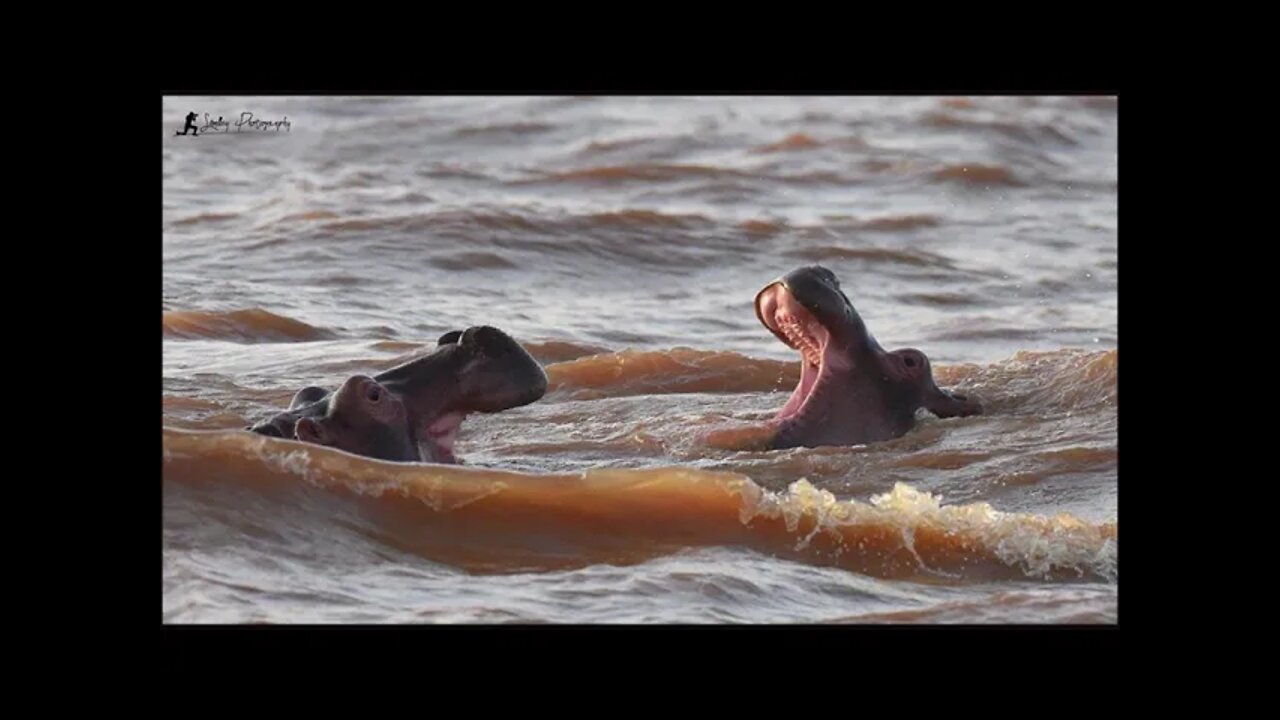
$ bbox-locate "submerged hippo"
[754,265,982,449]
[247,325,547,463]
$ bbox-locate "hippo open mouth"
[419,410,468,464]
[755,279,849,439]
[753,265,982,449]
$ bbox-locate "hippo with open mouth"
[754,265,982,449]
[247,325,547,463]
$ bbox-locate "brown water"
[162,96,1118,623]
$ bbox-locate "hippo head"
[248,325,548,463]
[754,265,981,449]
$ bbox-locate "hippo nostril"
[904,356,916,368]
[367,385,381,403]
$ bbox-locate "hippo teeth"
[777,313,822,366]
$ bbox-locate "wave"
[936,349,1116,414]
[752,132,823,153]
[921,111,1080,147]
[426,251,520,271]
[163,309,335,343]
[171,211,240,226]
[274,210,341,223]
[454,122,556,138]
[855,214,942,231]
[163,428,1117,583]
[832,586,1116,623]
[787,245,956,268]
[583,209,713,229]
[929,163,1024,187]
[750,133,870,155]
[737,219,788,236]
[894,291,980,307]
[535,164,743,184]
[547,348,797,399]
[521,339,614,364]
[296,207,720,243]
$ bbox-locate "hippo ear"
[924,386,983,418]
[295,417,329,444]
[289,386,330,410]
[884,349,930,383]
[438,330,464,345]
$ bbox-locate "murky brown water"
[163,96,1117,623]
